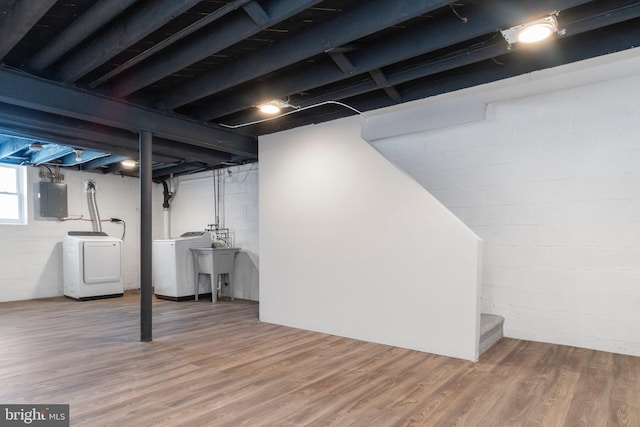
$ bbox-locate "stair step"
[480,313,504,354]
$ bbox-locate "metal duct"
[85,180,102,232]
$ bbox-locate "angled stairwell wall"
[259,116,482,361]
[363,49,640,357]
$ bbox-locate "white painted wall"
[0,163,259,303]
[369,53,640,356]
[3,42,637,360]
[0,167,140,302]
[162,164,259,301]
[259,116,482,361]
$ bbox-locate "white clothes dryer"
[63,231,124,300]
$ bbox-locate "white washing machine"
[153,231,213,300]
[63,231,124,300]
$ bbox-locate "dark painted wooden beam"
[369,69,402,103]
[89,0,254,89]
[156,0,454,110]
[27,0,137,72]
[57,149,110,167]
[31,144,74,165]
[0,103,241,165]
[252,19,640,135]
[0,0,57,60]
[0,67,257,157]
[0,135,33,158]
[242,1,270,26]
[277,0,640,110]
[328,52,356,75]
[81,155,129,170]
[53,0,201,83]
[108,0,320,98]
[193,0,596,121]
[152,162,209,179]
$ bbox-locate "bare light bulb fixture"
[257,99,295,114]
[74,149,83,162]
[121,159,137,168]
[500,15,558,46]
[259,103,280,114]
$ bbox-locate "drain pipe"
[161,178,174,239]
[85,180,102,232]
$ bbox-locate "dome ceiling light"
[500,15,559,46]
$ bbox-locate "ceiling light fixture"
[500,15,559,46]
[121,159,137,168]
[219,100,368,129]
[74,149,83,162]
[257,99,295,114]
[28,143,44,151]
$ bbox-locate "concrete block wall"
[0,167,140,302]
[370,73,640,356]
[163,164,259,300]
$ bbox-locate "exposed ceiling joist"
[52,0,201,83]
[385,21,640,110]
[57,149,109,167]
[0,0,57,59]
[294,0,640,109]
[156,0,454,110]
[562,0,640,34]
[270,19,640,135]
[369,69,402,103]
[107,0,321,98]
[195,0,593,121]
[102,161,140,175]
[242,1,271,26]
[1,0,639,176]
[0,103,237,166]
[0,67,257,158]
[81,155,129,170]
[31,144,74,165]
[328,51,356,75]
[299,44,511,108]
[152,162,210,179]
[0,135,34,159]
[89,0,254,89]
[26,0,137,72]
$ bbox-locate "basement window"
[0,164,27,225]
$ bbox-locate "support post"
[140,130,153,341]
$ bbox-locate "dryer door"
[83,241,122,284]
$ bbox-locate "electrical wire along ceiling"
[0,0,638,179]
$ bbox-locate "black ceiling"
[0,0,638,179]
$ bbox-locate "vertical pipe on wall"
[85,181,103,232]
[139,130,153,342]
[163,209,170,239]
[161,179,172,239]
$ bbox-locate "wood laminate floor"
[0,292,638,426]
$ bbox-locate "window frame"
[0,164,27,225]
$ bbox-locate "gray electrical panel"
[39,182,68,218]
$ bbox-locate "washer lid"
[179,231,206,238]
